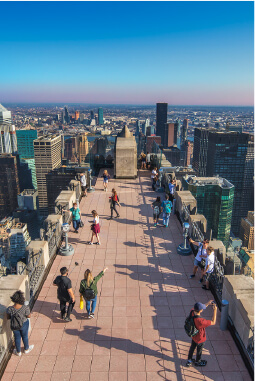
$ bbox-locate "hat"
[194,302,206,311]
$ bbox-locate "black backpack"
[10,310,24,331]
[81,280,96,300]
[184,311,199,337]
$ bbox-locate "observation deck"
[2,171,251,381]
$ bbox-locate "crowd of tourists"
[6,167,218,370]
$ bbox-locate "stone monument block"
[114,126,137,179]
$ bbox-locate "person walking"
[152,196,161,227]
[186,300,217,367]
[79,267,108,319]
[89,210,101,245]
[53,267,75,322]
[102,170,110,192]
[109,188,121,219]
[161,194,173,227]
[6,291,34,356]
[189,238,209,281]
[80,173,87,197]
[141,152,146,169]
[151,167,158,191]
[146,152,151,169]
[63,202,81,233]
[201,246,215,290]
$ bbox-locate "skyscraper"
[175,119,181,149]
[166,123,177,147]
[156,103,168,147]
[194,129,253,235]
[34,135,62,217]
[181,119,189,146]
[16,129,38,159]
[78,134,89,163]
[0,154,20,219]
[184,176,234,246]
[75,111,80,121]
[240,212,254,250]
[0,104,17,154]
[98,107,104,125]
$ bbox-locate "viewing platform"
[2,171,251,381]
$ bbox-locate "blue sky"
[0,1,253,105]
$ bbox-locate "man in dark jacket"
[53,267,75,322]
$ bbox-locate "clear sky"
[0,1,253,105]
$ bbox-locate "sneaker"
[88,242,93,245]
[199,278,203,283]
[189,275,195,279]
[154,223,157,227]
[195,360,207,367]
[202,285,210,290]
[61,313,66,320]
[96,242,101,245]
[64,317,72,322]
[24,345,34,354]
[90,313,95,319]
[13,349,21,356]
[108,217,113,220]
[186,359,193,367]
[88,314,93,319]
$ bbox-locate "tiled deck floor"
[3,171,251,381]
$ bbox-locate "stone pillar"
[114,126,137,179]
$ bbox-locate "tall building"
[146,136,161,153]
[9,222,31,264]
[184,176,234,246]
[16,129,38,189]
[14,189,40,240]
[0,104,17,154]
[156,103,168,147]
[78,134,89,163]
[98,107,104,125]
[135,120,140,136]
[90,110,94,120]
[64,106,70,123]
[64,137,78,161]
[0,154,20,219]
[145,118,150,128]
[240,212,254,250]
[194,128,253,235]
[75,111,79,121]
[175,119,181,149]
[181,119,188,146]
[34,135,62,217]
[166,123,177,147]
[184,140,193,166]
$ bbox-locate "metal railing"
[151,141,163,168]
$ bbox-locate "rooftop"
[2,172,251,381]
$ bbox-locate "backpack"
[81,280,96,300]
[163,201,172,214]
[184,311,199,337]
[10,309,24,331]
[153,205,160,215]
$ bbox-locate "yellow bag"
[80,295,84,310]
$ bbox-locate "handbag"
[79,295,84,310]
[80,220,84,228]
[199,258,206,269]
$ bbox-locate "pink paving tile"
[50,372,71,381]
[41,340,61,356]
[31,373,52,381]
[34,355,57,372]
[128,354,146,371]
[69,373,90,381]
[91,355,110,372]
[128,372,147,381]
[57,341,77,356]
[216,355,239,372]
[146,371,167,381]
[15,355,38,373]
[90,372,109,381]
[29,328,49,342]
[45,328,64,341]
[203,372,225,381]
[72,355,92,372]
[1,373,14,381]
[210,341,232,355]
[223,372,246,381]
[12,373,33,381]
[109,356,127,372]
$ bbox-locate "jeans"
[86,295,97,315]
[163,212,170,227]
[13,319,29,353]
[188,340,204,362]
[111,205,119,218]
[60,300,75,318]
[73,219,80,231]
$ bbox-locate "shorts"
[194,258,201,267]
[153,213,160,220]
[205,272,213,281]
[103,179,108,184]
[81,185,86,192]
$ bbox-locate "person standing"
[201,247,215,290]
[6,291,34,356]
[63,202,81,233]
[189,239,209,281]
[79,267,108,319]
[53,267,75,322]
[89,210,101,245]
[146,152,151,169]
[80,173,87,197]
[186,300,217,367]
[141,152,146,169]
[109,188,121,219]
[168,179,176,202]
[102,170,110,192]
[161,194,173,227]
[152,196,161,227]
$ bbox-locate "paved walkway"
[3,171,251,381]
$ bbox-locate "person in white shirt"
[151,168,157,179]
[146,152,151,169]
[201,247,215,290]
[189,239,209,280]
[80,173,87,197]
[89,210,101,245]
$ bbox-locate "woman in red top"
[186,300,217,367]
[109,188,121,219]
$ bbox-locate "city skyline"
[0,1,254,105]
